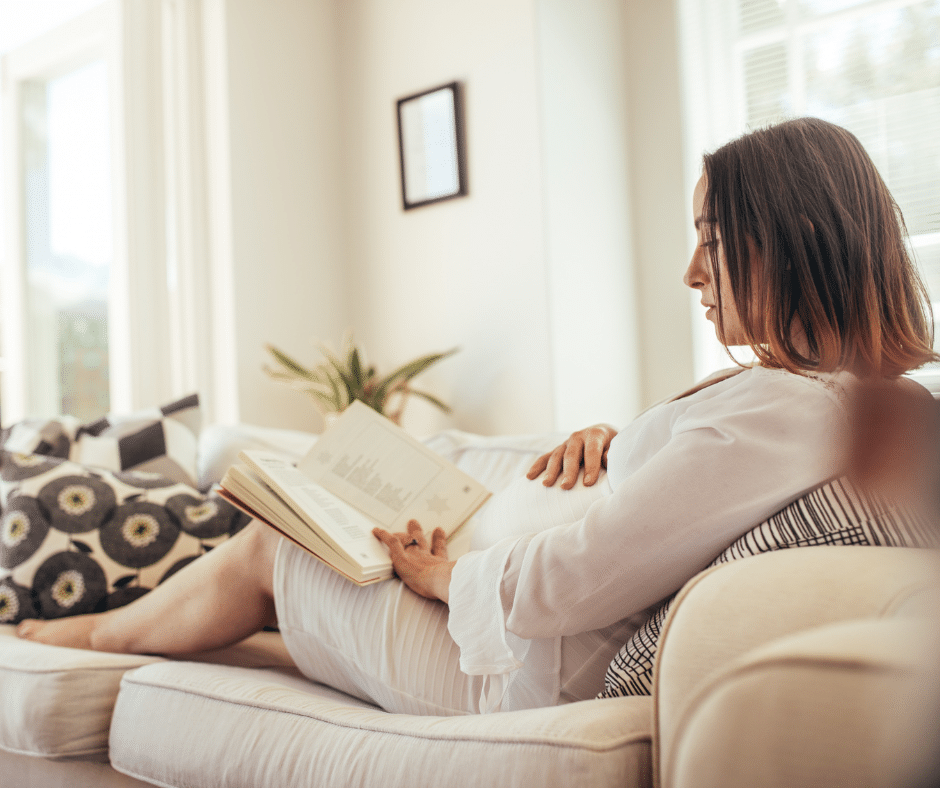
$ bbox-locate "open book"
[219,401,491,585]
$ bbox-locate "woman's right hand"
[526,425,618,489]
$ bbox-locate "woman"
[17,117,937,715]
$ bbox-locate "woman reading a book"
[17,118,938,714]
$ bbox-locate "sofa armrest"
[663,617,940,788]
[653,546,940,787]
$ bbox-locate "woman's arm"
[526,424,618,488]
[373,520,455,603]
[447,372,851,675]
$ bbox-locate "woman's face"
[684,175,749,347]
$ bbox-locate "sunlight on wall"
[0,0,104,55]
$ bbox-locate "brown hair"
[702,117,937,377]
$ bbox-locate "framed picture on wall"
[396,81,468,210]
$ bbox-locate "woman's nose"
[684,249,708,290]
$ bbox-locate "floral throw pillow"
[0,450,251,624]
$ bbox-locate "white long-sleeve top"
[447,366,853,710]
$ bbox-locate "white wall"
[622,0,696,406]
[336,0,555,436]
[216,0,347,431]
[0,0,695,431]
[536,0,642,430]
[212,0,694,435]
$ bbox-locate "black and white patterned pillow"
[0,394,201,488]
[597,477,937,698]
[0,450,250,624]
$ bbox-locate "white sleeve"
[447,376,848,675]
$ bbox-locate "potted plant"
[263,333,457,426]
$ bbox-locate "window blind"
[681,0,940,375]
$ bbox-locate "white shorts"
[273,538,635,715]
[273,538,486,715]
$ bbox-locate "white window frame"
[1,1,172,421]
[0,0,232,423]
[2,7,106,419]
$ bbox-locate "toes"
[15,619,40,640]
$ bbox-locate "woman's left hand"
[373,520,455,603]
[526,424,618,489]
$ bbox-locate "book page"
[297,401,491,534]
[218,468,392,585]
[306,421,440,524]
[236,451,392,569]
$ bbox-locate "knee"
[238,520,280,562]
[231,520,279,596]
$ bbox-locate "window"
[2,2,183,424]
[680,0,940,379]
[21,61,113,420]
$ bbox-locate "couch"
[1,426,938,788]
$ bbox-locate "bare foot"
[16,615,100,650]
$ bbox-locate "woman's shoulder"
[747,365,854,403]
[677,365,855,423]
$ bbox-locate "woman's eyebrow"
[694,217,715,229]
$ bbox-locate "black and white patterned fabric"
[73,394,201,487]
[0,417,77,460]
[598,476,937,698]
[0,449,251,624]
[0,394,201,488]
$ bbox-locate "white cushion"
[110,660,653,788]
[0,747,153,787]
[0,625,294,759]
[0,624,161,758]
[197,424,319,491]
[423,429,563,491]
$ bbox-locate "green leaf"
[264,337,455,421]
[317,343,358,397]
[307,388,342,411]
[317,341,345,372]
[265,345,316,380]
[322,365,349,409]
[407,388,452,413]
[373,348,458,406]
[349,346,364,388]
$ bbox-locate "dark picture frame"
[396,81,468,210]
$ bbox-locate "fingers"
[558,435,584,489]
[526,452,550,480]
[582,430,608,485]
[372,527,405,559]
[541,445,566,487]
[528,426,618,489]
[406,519,428,549]
[430,527,448,559]
[374,521,429,553]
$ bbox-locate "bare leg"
[16,521,280,655]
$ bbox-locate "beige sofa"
[1,428,938,788]
[1,547,938,787]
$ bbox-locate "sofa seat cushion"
[110,660,653,788]
[0,624,161,759]
[0,625,295,760]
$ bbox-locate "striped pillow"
[598,476,936,698]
